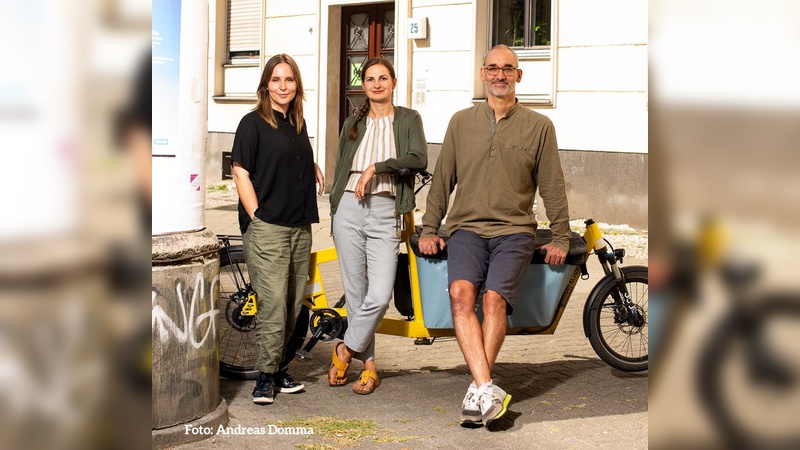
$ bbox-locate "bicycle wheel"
[587,266,649,372]
[219,246,259,380]
[697,295,800,449]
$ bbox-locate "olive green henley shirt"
[420,100,571,252]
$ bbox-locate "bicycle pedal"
[240,293,257,316]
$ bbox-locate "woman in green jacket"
[327,57,427,394]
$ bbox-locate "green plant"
[505,8,524,47]
[534,19,550,46]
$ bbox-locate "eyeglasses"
[483,66,518,77]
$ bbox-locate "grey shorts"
[447,230,536,313]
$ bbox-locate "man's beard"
[487,81,514,98]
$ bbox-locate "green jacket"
[330,106,428,217]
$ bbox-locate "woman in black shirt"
[231,54,323,405]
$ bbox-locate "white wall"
[207,0,648,154]
[207,1,320,137]
[546,0,648,153]
[410,1,477,143]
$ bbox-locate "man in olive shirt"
[419,45,570,428]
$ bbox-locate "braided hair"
[347,57,397,141]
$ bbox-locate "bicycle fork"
[585,219,644,327]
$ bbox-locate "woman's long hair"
[348,57,396,141]
[254,54,305,134]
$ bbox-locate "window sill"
[212,95,257,104]
[223,62,259,68]
[513,47,551,61]
[472,95,553,107]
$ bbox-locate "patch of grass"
[394,418,415,423]
[207,184,229,191]
[373,436,410,443]
[295,445,336,450]
[279,417,378,448]
[562,404,587,411]
[282,417,417,448]
[432,407,445,414]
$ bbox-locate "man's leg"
[450,280,491,386]
[482,232,536,371]
[481,290,508,372]
[447,230,493,426]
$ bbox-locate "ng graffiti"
[152,272,220,349]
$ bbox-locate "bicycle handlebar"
[396,168,431,179]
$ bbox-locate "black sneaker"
[273,370,305,393]
[252,372,275,404]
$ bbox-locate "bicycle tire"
[587,266,649,372]
[218,246,259,379]
[218,246,310,380]
[697,295,800,450]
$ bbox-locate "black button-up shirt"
[231,109,319,233]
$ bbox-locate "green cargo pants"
[242,216,312,374]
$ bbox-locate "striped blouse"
[345,114,397,196]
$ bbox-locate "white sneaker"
[478,384,511,427]
[492,384,508,404]
[460,385,482,427]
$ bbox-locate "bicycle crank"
[309,308,347,341]
[296,308,347,360]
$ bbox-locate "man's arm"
[418,117,459,255]
[420,119,458,239]
[536,121,570,256]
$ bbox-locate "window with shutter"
[226,0,260,63]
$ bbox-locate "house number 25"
[410,23,419,34]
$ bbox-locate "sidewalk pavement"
[177,183,648,449]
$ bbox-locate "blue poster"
[152,0,181,157]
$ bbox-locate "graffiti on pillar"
[152,272,220,349]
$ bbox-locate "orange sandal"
[352,370,380,395]
[328,342,350,386]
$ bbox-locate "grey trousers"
[243,216,311,374]
[332,192,400,362]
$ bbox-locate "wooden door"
[340,3,395,129]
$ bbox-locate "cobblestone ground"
[168,183,649,449]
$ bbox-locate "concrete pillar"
[151,0,227,447]
[151,230,227,448]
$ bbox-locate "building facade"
[206,0,648,229]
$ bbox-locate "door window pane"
[346,94,367,116]
[347,13,370,51]
[346,55,367,91]
[382,10,395,50]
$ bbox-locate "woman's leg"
[243,218,292,375]
[280,224,312,371]
[350,194,400,362]
[331,193,366,374]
